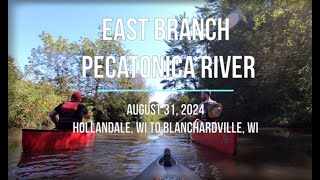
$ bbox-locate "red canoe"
[22,128,96,153]
[191,133,238,155]
[191,131,237,156]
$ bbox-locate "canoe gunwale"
[190,132,238,156]
[22,128,88,133]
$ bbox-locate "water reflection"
[189,142,238,180]
[8,128,312,180]
[16,148,94,179]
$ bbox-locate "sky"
[8,0,205,105]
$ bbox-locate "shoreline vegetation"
[8,0,311,129]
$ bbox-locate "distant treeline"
[8,0,311,128]
[8,33,150,128]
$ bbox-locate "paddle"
[177,116,188,123]
[171,116,188,129]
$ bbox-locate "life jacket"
[59,101,80,122]
[200,101,219,122]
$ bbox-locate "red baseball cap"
[71,92,85,99]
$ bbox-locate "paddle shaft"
[177,116,188,123]
[169,116,188,130]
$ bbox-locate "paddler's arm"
[82,105,91,119]
[177,115,195,123]
[48,110,59,126]
[186,114,197,121]
[186,102,203,121]
[83,113,91,119]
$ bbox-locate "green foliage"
[25,32,79,94]
[8,78,66,128]
[77,32,151,123]
[161,93,197,122]
[8,56,20,105]
[144,114,165,123]
[9,0,311,128]
[161,13,201,90]
[9,29,151,127]
[161,0,312,127]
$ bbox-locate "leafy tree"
[9,78,65,127]
[161,0,312,127]
[25,31,79,94]
[78,32,151,122]
[160,93,197,122]
[161,13,201,90]
[8,56,20,104]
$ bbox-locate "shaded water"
[8,128,312,179]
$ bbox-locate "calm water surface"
[8,127,312,179]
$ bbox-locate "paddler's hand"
[208,103,223,118]
[177,115,192,123]
[186,115,197,121]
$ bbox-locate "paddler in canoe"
[182,91,238,156]
[48,92,91,130]
[180,90,223,123]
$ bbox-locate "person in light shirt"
[186,90,223,122]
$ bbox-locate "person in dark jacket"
[49,92,90,130]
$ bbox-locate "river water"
[8,128,312,180]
